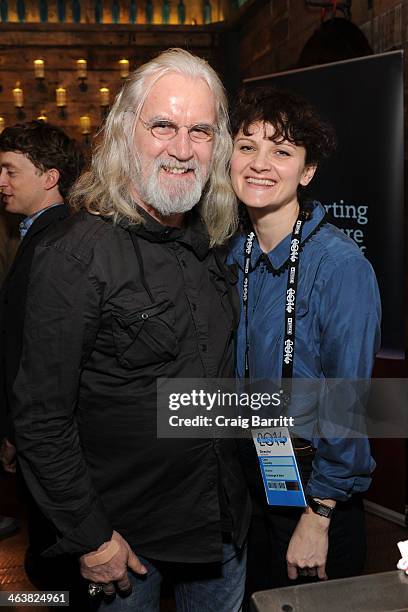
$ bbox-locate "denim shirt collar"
[231,201,326,273]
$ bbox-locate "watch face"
[317,505,331,518]
[309,498,333,518]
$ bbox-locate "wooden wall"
[0,22,226,142]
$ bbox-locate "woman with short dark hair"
[228,87,381,597]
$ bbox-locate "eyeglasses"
[139,117,217,143]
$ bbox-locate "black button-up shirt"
[11,209,251,562]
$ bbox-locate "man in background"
[0,208,20,541]
[0,120,84,587]
[0,208,19,286]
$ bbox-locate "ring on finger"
[88,583,104,597]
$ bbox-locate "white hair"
[70,48,237,246]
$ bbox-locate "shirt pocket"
[111,298,179,368]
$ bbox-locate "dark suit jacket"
[0,203,70,442]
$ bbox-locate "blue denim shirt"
[228,202,381,501]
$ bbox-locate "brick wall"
[236,0,407,79]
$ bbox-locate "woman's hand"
[286,507,332,580]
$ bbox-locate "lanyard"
[242,212,305,409]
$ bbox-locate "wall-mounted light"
[34,59,45,78]
[13,83,23,107]
[76,59,88,92]
[118,59,129,79]
[37,109,48,122]
[99,87,110,119]
[56,86,67,119]
[80,115,91,134]
[80,115,91,145]
[13,82,25,119]
[0,117,5,134]
[34,59,46,91]
[99,87,110,107]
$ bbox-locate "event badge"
[252,428,307,507]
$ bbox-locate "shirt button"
[180,259,187,268]
[201,344,207,352]
[191,303,197,311]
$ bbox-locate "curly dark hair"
[231,87,336,166]
[0,121,84,199]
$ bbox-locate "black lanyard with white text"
[242,212,305,410]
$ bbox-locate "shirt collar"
[19,202,64,239]
[231,201,326,273]
[123,206,210,260]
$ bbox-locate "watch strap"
[307,496,335,518]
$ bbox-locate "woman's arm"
[287,253,381,579]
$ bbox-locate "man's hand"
[286,508,331,581]
[0,438,17,473]
[80,530,147,597]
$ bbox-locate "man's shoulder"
[25,203,70,241]
[36,202,70,223]
[41,210,119,263]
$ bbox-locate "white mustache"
[156,158,198,173]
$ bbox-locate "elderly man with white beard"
[10,49,250,611]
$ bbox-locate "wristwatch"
[307,497,335,519]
